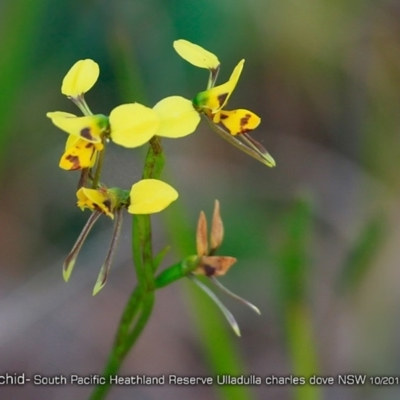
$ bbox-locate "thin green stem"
[143,136,165,179]
[122,291,155,358]
[207,66,220,89]
[134,214,154,287]
[90,137,166,400]
[73,95,94,116]
[91,137,107,189]
[131,214,145,285]
[89,285,144,400]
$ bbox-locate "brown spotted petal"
[216,109,261,136]
[76,187,117,219]
[194,255,237,277]
[59,137,103,170]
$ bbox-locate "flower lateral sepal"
[92,209,123,295]
[63,211,102,282]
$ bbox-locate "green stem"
[91,137,107,189]
[134,214,154,287]
[89,285,144,400]
[90,137,166,400]
[122,291,155,358]
[143,136,165,179]
[132,214,145,285]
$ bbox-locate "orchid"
[174,39,276,167]
[63,180,178,295]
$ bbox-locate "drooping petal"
[189,275,241,336]
[128,179,178,214]
[93,209,123,295]
[215,109,261,135]
[59,139,103,170]
[173,39,220,70]
[153,96,200,138]
[63,211,102,282]
[76,187,116,218]
[210,276,261,315]
[61,59,100,97]
[193,59,244,113]
[204,115,276,167]
[109,103,160,148]
[47,112,108,143]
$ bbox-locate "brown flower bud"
[210,200,224,253]
[196,210,208,256]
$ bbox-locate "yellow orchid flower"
[63,186,127,286]
[174,39,275,167]
[76,187,119,219]
[128,179,178,214]
[61,59,99,98]
[64,181,177,293]
[47,111,108,171]
[191,58,263,139]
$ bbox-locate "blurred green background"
[1,0,400,399]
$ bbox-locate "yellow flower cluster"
[47,40,273,294]
[47,59,190,216]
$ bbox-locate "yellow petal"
[193,59,244,113]
[109,103,160,148]
[76,187,115,218]
[59,139,103,170]
[61,59,100,97]
[173,39,220,70]
[216,109,261,135]
[153,96,200,138]
[128,179,178,214]
[47,112,108,143]
[65,134,80,150]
